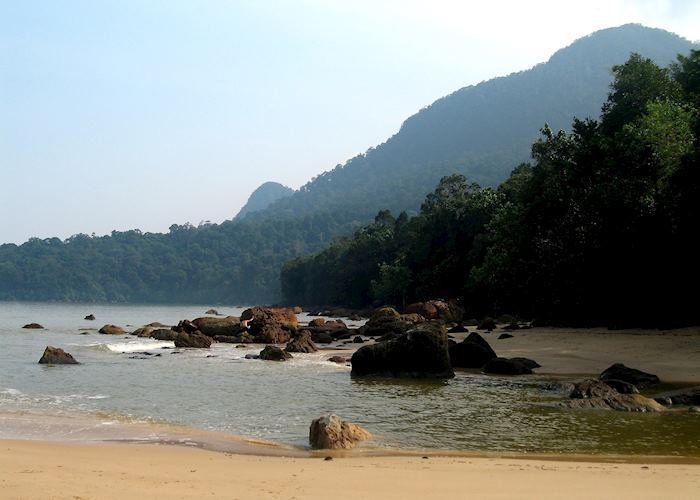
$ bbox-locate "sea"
[1,301,698,458]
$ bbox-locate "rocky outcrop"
[599,363,660,389]
[240,307,298,343]
[652,386,700,406]
[214,332,255,343]
[38,346,79,364]
[22,323,44,329]
[602,379,639,394]
[173,331,212,348]
[449,332,497,368]
[192,316,242,337]
[351,323,454,378]
[358,307,426,338]
[259,345,292,361]
[285,330,318,353]
[565,379,664,412]
[151,329,179,341]
[482,357,535,375]
[404,300,463,322]
[309,414,371,449]
[99,324,125,335]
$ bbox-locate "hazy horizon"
[2,1,699,245]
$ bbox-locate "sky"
[1,0,699,244]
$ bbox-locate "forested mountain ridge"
[1,25,696,304]
[235,182,293,219]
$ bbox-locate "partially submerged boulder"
[285,330,318,353]
[566,379,664,412]
[449,332,497,368]
[482,357,534,375]
[404,300,463,322]
[351,323,454,378]
[259,345,292,361]
[38,346,79,365]
[151,329,179,341]
[174,331,212,348]
[22,323,44,329]
[602,379,639,394]
[599,363,660,389]
[240,307,298,343]
[192,316,242,337]
[84,314,95,321]
[358,307,426,338]
[328,356,350,364]
[99,324,125,335]
[309,414,371,449]
[131,327,155,338]
[651,386,700,406]
[214,332,255,344]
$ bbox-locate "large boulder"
[358,307,426,338]
[214,332,255,343]
[192,316,242,337]
[309,414,371,449]
[351,323,454,378]
[404,300,463,322]
[483,357,534,375]
[131,327,155,338]
[259,345,292,361]
[285,330,318,353]
[173,331,212,348]
[599,363,660,389]
[566,379,664,412]
[240,307,298,343]
[99,324,125,335]
[569,379,618,399]
[449,332,497,368]
[38,346,79,364]
[240,307,298,328]
[151,329,179,341]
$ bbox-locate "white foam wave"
[87,340,175,353]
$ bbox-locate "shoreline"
[2,439,700,500]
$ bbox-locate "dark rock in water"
[84,314,95,321]
[240,307,298,344]
[328,356,349,364]
[23,323,44,329]
[309,318,327,327]
[214,332,255,344]
[205,308,221,315]
[131,327,155,338]
[570,379,618,399]
[566,379,664,412]
[404,300,463,322]
[651,386,700,406]
[498,333,513,340]
[504,321,520,330]
[285,330,318,353]
[602,379,639,394]
[174,331,213,348]
[309,414,371,449]
[599,363,660,389]
[449,332,497,368]
[38,346,79,364]
[311,331,333,344]
[477,318,496,331]
[509,357,540,369]
[447,323,468,333]
[259,345,292,361]
[483,357,533,375]
[358,307,426,338]
[151,329,179,341]
[192,316,242,337]
[145,322,167,328]
[353,336,364,344]
[245,354,260,360]
[99,324,125,335]
[351,323,454,378]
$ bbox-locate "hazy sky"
[1,0,699,244]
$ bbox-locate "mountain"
[1,24,696,304]
[235,182,293,219]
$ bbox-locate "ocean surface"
[1,302,699,457]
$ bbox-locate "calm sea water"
[1,302,698,457]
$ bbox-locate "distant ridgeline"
[0,25,696,307]
[283,49,700,327]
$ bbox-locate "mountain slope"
[235,182,293,219]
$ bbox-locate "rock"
[353,336,364,344]
[38,346,79,364]
[174,331,213,348]
[482,357,533,375]
[369,306,401,322]
[570,379,619,399]
[404,300,463,322]
[309,414,371,449]
[205,308,221,315]
[599,363,660,389]
[99,324,125,335]
[504,321,520,330]
[22,323,44,329]
[309,318,326,327]
[565,393,665,412]
[84,314,95,321]
[447,323,468,333]
[240,307,298,343]
[131,327,154,338]
[509,357,541,369]
[602,379,639,394]
[214,333,255,343]
[245,354,260,360]
[448,332,497,368]
[351,323,454,378]
[192,316,242,337]
[358,307,426,338]
[145,322,167,328]
[477,318,496,331]
[328,356,349,364]
[311,331,333,344]
[498,333,513,340]
[292,306,303,314]
[240,307,298,328]
[259,345,292,361]
[285,330,318,353]
[689,406,700,413]
[151,329,179,341]
[651,386,700,406]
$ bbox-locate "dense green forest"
[0,25,695,305]
[235,182,294,219]
[282,50,700,327]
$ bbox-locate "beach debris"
[449,332,497,368]
[22,323,44,329]
[309,414,371,449]
[38,346,79,364]
[285,330,318,353]
[482,357,535,375]
[84,314,95,320]
[259,345,292,361]
[351,323,454,378]
[599,363,660,389]
[98,324,125,335]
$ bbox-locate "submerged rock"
[449,332,497,368]
[99,324,125,335]
[259,345,292,361]
[498,333,513,340]
[22,323,44,329]
[214,333,255,344]
[285,330,318,353]
[599,363,660,389]
[566,379,664,412]
[38,346,79,365]
[351,323,454,378]
[482,357,535,375]
[309,414,371,449]
[84,314,95,321]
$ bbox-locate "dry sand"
[2,440,699,500]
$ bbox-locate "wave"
[86,340,175,353]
